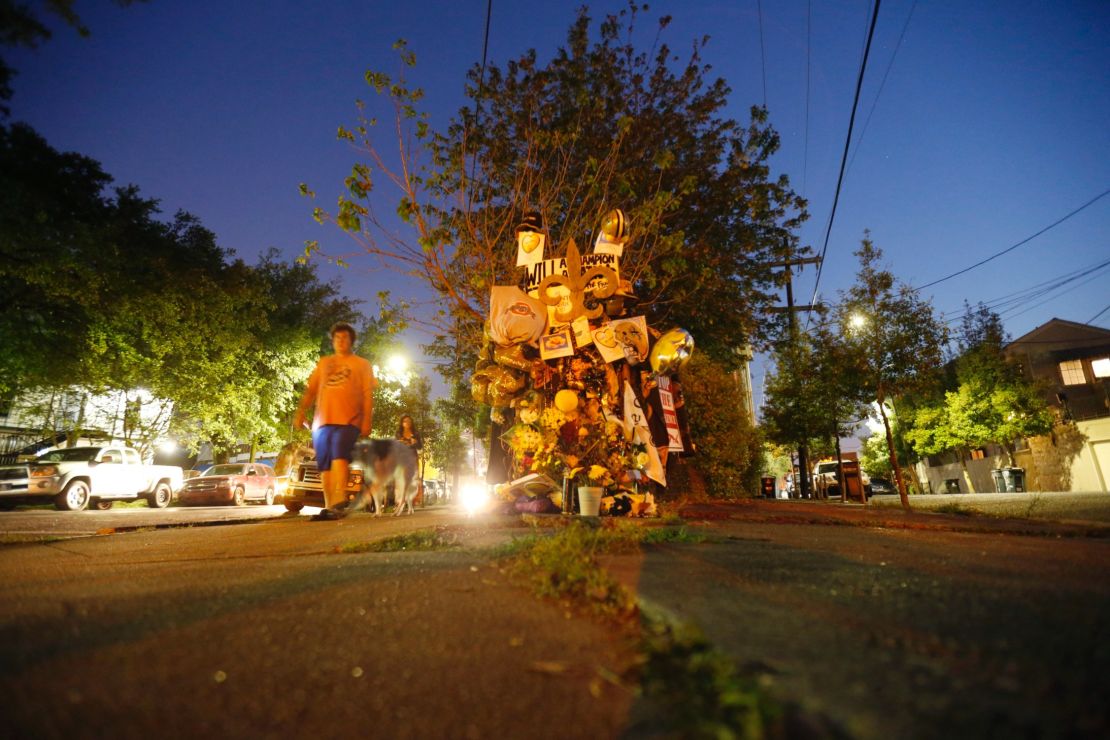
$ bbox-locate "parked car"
[178,463,278,506]
[282,454,366,513]
[422,480,441,505]
[26,446,183,511]
[0,465,31,509]
[867,477,896,497]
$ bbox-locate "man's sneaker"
[310,508,345,521]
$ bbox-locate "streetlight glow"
[849,313,869,331]
[386,353,411,377]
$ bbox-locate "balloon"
[493,343,531,371]
[471,373,491,404]
[554,389,580,413]
[489,286,547,346]
[486,366,525,408]
[601,209,627,241]
[649,328,695,375]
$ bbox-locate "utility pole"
[767,254,821,499]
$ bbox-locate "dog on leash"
[348,439,419,516]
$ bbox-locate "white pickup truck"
[25,446,184,511]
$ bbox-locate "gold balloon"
[486,366,525,408]
[493,343,531,372]
[649,328,695,375]
[554,389,580,412]
[601,209,627,241]
[471,373,491,404]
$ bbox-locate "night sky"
[9,0,1109,409]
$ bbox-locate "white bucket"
[577,486,603,516]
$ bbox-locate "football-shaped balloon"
[649,328,695,375]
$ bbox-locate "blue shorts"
[312,425,360,472]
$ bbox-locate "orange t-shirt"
[305,354,377,431]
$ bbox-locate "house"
[914,318,1110,493]
[0,388,173,464]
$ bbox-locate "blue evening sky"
[9,1,1109,410]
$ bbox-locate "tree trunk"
[1003,442,1015,468]
[834,430,846,503]
[877,391,911,510]
[797,444,811,499]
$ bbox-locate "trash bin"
[992,467,1026,493]
[760,476,776,499]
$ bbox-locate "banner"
[657,375,684,452]
[524,253,619,294]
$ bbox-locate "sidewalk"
[868,489,1110,524]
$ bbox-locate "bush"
[677,353,763,498]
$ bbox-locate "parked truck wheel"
[263,487,275,506]
[232,486,246,506]
[56,480,90,511]
[146,482,172,509]
[92,498,114,510]
[284,501,304,513]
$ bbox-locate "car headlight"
[459,483,489,515]
[31,466,58,477]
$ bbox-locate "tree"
[859,430,892,479]
[0,123,369,458]
[303,4,807,385]
[761,316,869,498]
[168,251,365,460]
[905,303,1052,491]
[677,352,763,498]
[839,234,947,509]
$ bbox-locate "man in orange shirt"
[294,322,377,520]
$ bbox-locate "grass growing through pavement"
[638,606,786,739]
[494,520,787,738]
[338,527,460,553]
[492,520,709,620]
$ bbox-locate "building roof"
[1006,318,1110,350]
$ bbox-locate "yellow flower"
[588,464,609,481]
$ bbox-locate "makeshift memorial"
[472,205,695,517]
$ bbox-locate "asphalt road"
[1,501,1107,738]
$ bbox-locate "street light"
[386,353,408,376]
[375,353,414,386]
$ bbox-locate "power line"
[807,0,883,313]
[847,0,917,173]
[912,186,1110,292]
[1089,303,1110,325]
[938,256,1110,321]
[756,0,768,108]
[1003,267,1110,323]
[466,0,495,203]
[793,254,1110,336]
